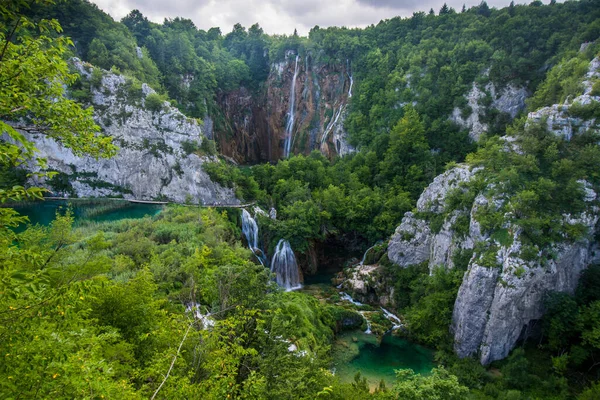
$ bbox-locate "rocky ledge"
[23,59,239,205]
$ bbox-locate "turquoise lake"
[8,199,163,231]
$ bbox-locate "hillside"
[2,0,600,399]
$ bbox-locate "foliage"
[144,92,165,112]
[0,0,116,237]
[389,367,469,399]
[204,160,262,202]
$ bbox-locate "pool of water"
[8,199,163,231]
[332,330,434,390]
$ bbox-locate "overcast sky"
[90,0,547,36]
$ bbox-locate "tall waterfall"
[242,209,266,266]
[347,60,353,98]
[283,55,300,158]
[271,239,301,290]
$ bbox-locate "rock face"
[215,51,355,162]
[451,82,528,141]
[340,264,395,308]
[24,59,239,205]
[527,57,600,140]
[389,163,598,364]
[388,57,600,364]
[388,165,480,272]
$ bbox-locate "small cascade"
[381,307,403,331]
[359,244,376,266]
[359,311,372,334]
[359,241,382,266]
[253,206,268,217]
[271,239,301,290]
[269,207,277,220]
[241,209,267,266]
[340,292,363,306]
[340,292,372,334]
[284,55,300,158]
[186,303,215,329]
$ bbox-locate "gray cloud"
[91,0,543,36]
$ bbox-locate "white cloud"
[90,0,547,36]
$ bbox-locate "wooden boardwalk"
[43,196,254,208]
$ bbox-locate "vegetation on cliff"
[2,0,600,399]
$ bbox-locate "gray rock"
[24,60,239,205]
[452,263,499,358]
[527,57,600,140]
[388,212,432,267]
[451,82,528,141]
[388,57,600,363]
[416,165,477,213]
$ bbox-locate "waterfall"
[271,239,301,290]
[360,311,372,334]
[346,59,354,98]
[284,55,300,158]
[347,60,354,98]
[359,244,376,266]
[242,209,259,250]
[241,209,266,266]
[321,105,343,146]
[340,292,363,306]
[381,307,403,331]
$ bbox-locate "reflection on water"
[332,330,434,389]
[8,199,162,231]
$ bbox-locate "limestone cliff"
[24,59,239,205]
[387,56,600,364]
[215,51,355,162]
[450,82,529,141]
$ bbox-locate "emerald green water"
[8,199,162,231]
[332,331,434,390]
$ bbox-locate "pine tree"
[439,3,450,15]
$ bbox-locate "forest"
[2,0,600,398]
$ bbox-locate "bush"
[145,92,164,112]
[200,139,217,156]
[181,140,200,155]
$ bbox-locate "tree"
[392,367,469,399]
[380,107,432,198]
[121,9,151,44]
[0,0,116,227]
[477,1,491,17]
[439,3,450,15]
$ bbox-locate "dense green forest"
[2,0,600,398]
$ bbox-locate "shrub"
[145,92,164,112]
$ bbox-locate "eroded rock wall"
[215,52,355,162]
[23,59,239,205]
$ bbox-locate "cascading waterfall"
[347,59,353,98]
[283,55,300,158]
[242,209,266,266]
[242,209,259,250]
[381,307,403,331]
[340,292,372,334]
[321,105,343,146]
[359,243,378,266]
[271,239,301,290]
